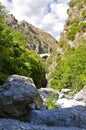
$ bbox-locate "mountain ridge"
[5,14,58,54]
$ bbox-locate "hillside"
[5,14,58,54]
[50,0,86,92]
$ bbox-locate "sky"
[0,0,70,40]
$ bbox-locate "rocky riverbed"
[0,118,85,130]
[0,75,86,130]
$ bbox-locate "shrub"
[46,94,58,109]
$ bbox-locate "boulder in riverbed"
[0,75,43,120]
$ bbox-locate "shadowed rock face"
[0,75,43,120]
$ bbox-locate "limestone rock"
[61,89,71,94]
[0,75,43,120]
[58,92,64,99]
[57,98,85,108]
[74,86,86,104]
[39,88,58,98]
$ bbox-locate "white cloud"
[0,0,70,40]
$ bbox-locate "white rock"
[58,92,64,99]
[57,98,85,108]
[61,88,71,93]
[74,86,86,103]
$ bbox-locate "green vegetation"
[58,39,67,48]
[49,0,86,92]
[50,44,86,92]
[69,0,86,8]
[0,3,46,88]
[66,21,86,40]
[77,3,83,10]
[69,0,80,7]
[66,25,78,40]
[70,17,79,25]
[66,0,86,41]
[58,39,70,52]
[77,0,86,10]
[66,17,79,40]
[46,94,58,109]
[82,10,86,18]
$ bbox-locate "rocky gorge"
[0,0,86,129]
[0,75,86,130]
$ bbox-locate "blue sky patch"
[47,4,51,13]
[53,0,58,3]
[8,0,12,2]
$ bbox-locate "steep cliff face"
[5,14,58,54]
[58,0,86,53]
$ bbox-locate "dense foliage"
[50,44,86,91]
[66,21,86,41]
[0,3,46,88]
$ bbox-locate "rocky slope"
[58,0,86,53]
[5,14,58,54]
